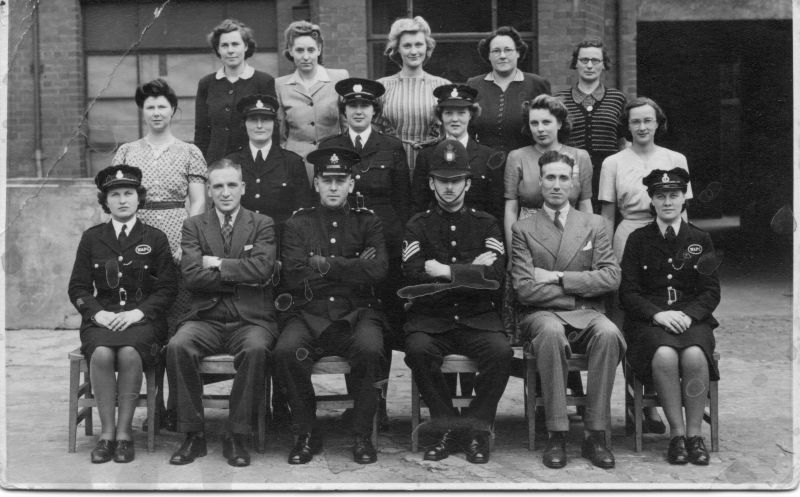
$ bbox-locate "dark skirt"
[625,319,719,385]
[80,322,161,370]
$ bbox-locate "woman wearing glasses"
[467,27,551,160]
[68,165,177,464]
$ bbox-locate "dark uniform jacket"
[619,220,720,326]
[281,205,389,337]
[411,138,504,220]
[180,207,277,330]
[225,145,313,228]
[401,206,505,334]
[319,130,409,257]
[68,220,177,341]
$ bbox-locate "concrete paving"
[1,260,796,490]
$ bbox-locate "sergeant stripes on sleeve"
[485,237,504,254]
[402,241,420,262]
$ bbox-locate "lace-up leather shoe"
[581,431,615,469]
[91,439,116,464]
[423,429,462,461]
[686,436,709,465]
[222,433,250,467]
[464,430,491,464]
[169,432,207,465]
[543,431,567,468]
[288,432,322,464]
[352,434,377,464]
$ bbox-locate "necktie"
[665,225,677,244]
[118,224,128,245]
[256,149,265,165]
[221,213,233,256]
[355,134,363,154]
[553,210,564,231]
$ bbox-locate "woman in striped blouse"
[377,16,450,175]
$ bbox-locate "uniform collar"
[250,141,272,161]
[656,217,682,237]
[215,63,255,81]
[349,126,372,147]
[435,204,466,218]
[111,217,137,238]
[287,65,331,85]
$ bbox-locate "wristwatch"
[556,271,565,286]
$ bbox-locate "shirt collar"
[215,63,255,80]
[572,83,605,103]
[111,218,137,238]
[287,65,331,85]
[250,142,272,161]
[349,126,372,147]
[656,217,682,237]
[542,203,570,224]
[484,69,525,82]
[215,207,240,225]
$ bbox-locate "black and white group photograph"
[0,0,795,491]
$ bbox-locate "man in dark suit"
[166,159,278,467]
[511,150,626,469]
[273,147,388,465]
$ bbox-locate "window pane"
[87,100,138,151]
[84,3,139,52]
[497,0,533,32]
[138,2,226,50]
[224,1,278,49]
[87,55,138,99]
[425,41,488,83]
[250,52,280,78]
[371,42,394,79]
[370,0,408,35]
[414,1,492,33]
[171,97,196,143]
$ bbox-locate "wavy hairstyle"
[622,96,668,141]
[207,19,256,59]
[476,26,528,64]
[97,185,147,214]
[134,78,178,110]
[521,94,572,143]
[384,16,436,68]
[283,20,324,65]
[569,38,611,69]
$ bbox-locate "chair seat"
[67,348,157,453]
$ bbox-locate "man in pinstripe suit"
[511,150,626,470]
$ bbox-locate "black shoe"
[423,429,462,461]
[542,431,567,469]
[464,430,491,464]
[91,439,116,464]
[113,440,135,463]
[222,433,250,467]
[686,436,710,466]
[667,435,689,465]
[352,434,377,464]
[288,432,322,465]
[169,432,207,465]
[581,431,615,469]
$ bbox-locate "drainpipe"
[32,1,43,177]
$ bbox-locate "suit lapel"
[554,209,589,268]
[229,209,253,257]
[99,222,120,253]
[204,209,225,257]
[532,210,560,259]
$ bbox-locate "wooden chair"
[624,352,720,452]
[310,356,380,447]
[67,348,157,453]
[525,351,611,451]
[198,354,269,453]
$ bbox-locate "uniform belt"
[143,201,185,210]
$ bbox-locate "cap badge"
[353,84,363,93]
[256,99,264,109]
[330,153,339,164]
[450,88,459,98]
[662,172,670,183]
[444,143,455,163]
[116,170,124,179]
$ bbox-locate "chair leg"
[411,373,420,452]
[710,379,719,452]
[68,358,80,453]
[257,378,269,453]
[633,375,643,453]
[371,388,380,449]
[84,368,94,436]
[145,368,157,452]
[525,355,537,451]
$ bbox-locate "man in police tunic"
[273,147,389,465]
[402,139,512,464]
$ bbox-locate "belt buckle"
[667,286,677,305]
[356,193,365,209]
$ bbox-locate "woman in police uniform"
[68,165,177,464]
[619,168,720,466]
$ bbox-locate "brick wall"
[8,0,85,178]
[316,0,367,77]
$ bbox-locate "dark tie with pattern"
[553,210,564,231]
[256,149,265,166]
[221,213,233,256]
[665,225,677,245]
[118,224,128,246]
[355,134,363,154]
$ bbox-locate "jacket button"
[355,175,361,180]
[282,183,287,187]
[254,193,261,198]
[450,240,457,247]
[454,315,459,321]
[450,225,456,231]
[255,178,261,183]
[643,265,648,270]
[225,106,230,111]
[211,298,217,302]
[330,238,336,244]
[329,296,335,302]
[451,257,457,263]
[118,256,123,261]
[94,264,99,268]
[309,121,315,126]
[667,258,673,263]
[228,89,234,95]
[667,274,673,280]
[255,210,260,213]
[332,221,338,228]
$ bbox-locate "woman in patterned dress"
[112,79,206,427]
[377,16,450,175]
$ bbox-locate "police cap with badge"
[95,164,142,192]
[236,94,279,120]
[643,167,690,195]
[428,139,471,179]
[335,78,385,105]
[307,147,361,177]
[433,84,478,107]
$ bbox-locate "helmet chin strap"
[433,178,468,207]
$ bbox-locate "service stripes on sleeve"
[402,240,420,262]
[485,237,505,255]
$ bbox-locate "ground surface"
[2,255,796,490]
